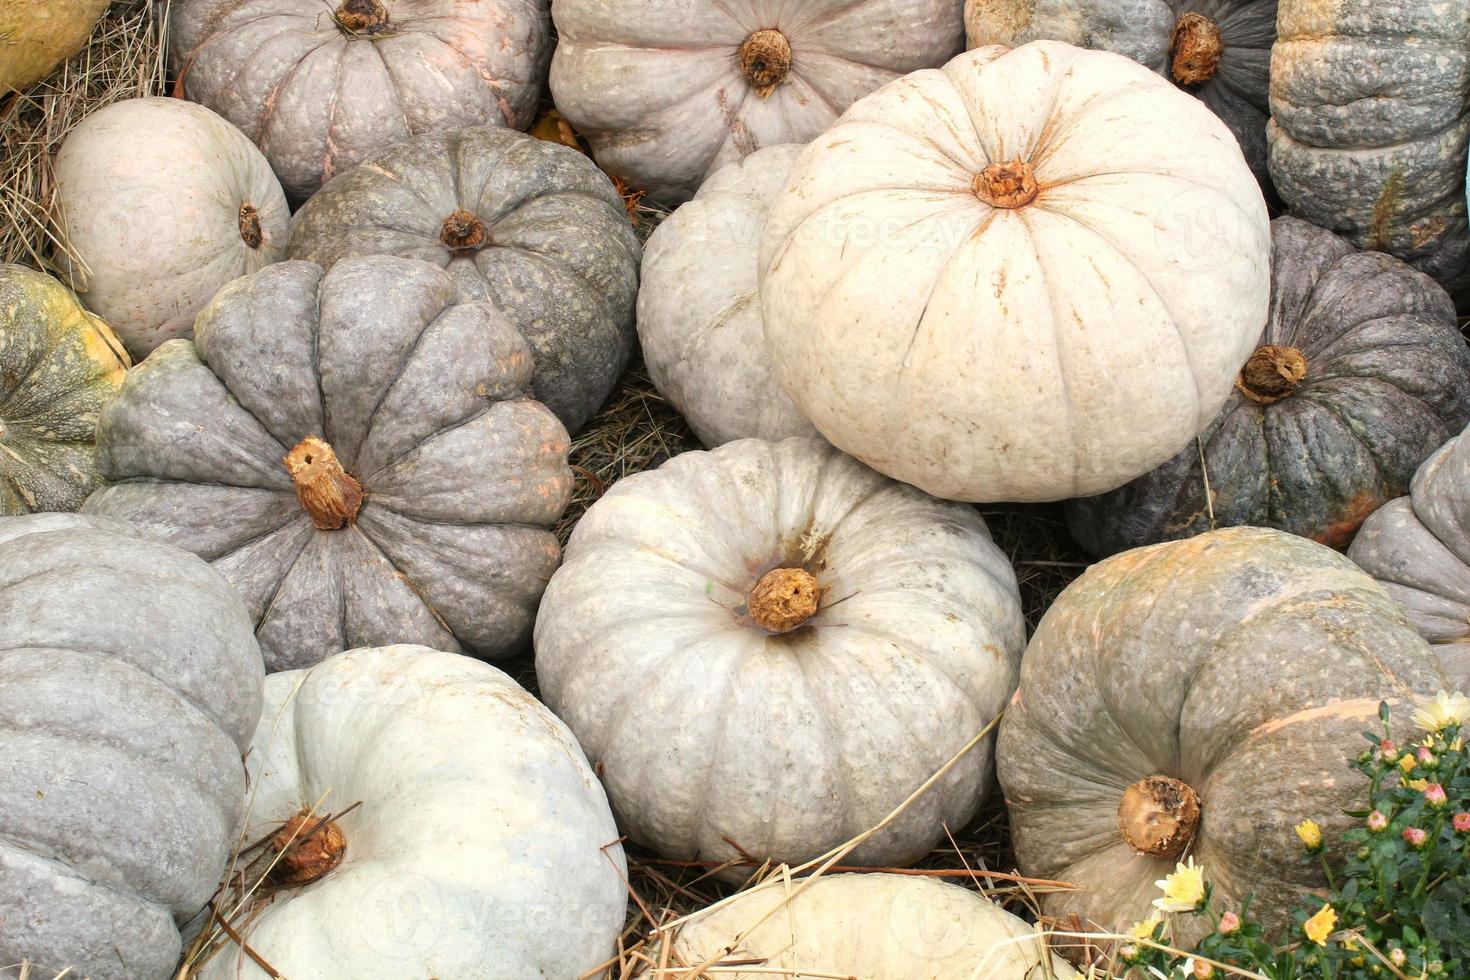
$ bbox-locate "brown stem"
[440,209,489,252]
[1171,12,1223,85]
[748,567,820,633]
[238,204,263,249]
[973,159,1039,209]
[1118,776,1201,859]
[284,437,362,530]
[1236,344,1307,405]
[267,810,347,887]
[739,29,792,98]
[336,0,389,34]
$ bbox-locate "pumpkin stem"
[1118,776,1201,859]
[1236,344,1308,405]
[335,0,389,34]
[973,160,1039,209]
[284,436,363,530]
[1171,12,1223,85]
[441,209,489,252]
[748,567,820,633]
[238,204,263,250]
[267,810,348,887]
[740,29,792,98]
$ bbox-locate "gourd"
[998,526,1448,939]
[288,128,640,433]
[196,645,626,979]
[965,0,1278,190]
[53,98,289,358]
[0,264,129,515]
[535,437,1026,871]
[170,0,553,203]
[0,0,110,93]
[672,873,1078,979]
[84,256,572,671]
[759,41,1271,503]
[1067,216,1470,557]
[0,513,264,980]
[638,144,817,447]
[1268,0,1470,297]
[549,0,966,204]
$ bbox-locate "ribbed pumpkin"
[0,0,110,93]
[0,264,129,515]
[998,527,1448,940]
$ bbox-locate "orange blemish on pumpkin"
[1248,697,1386,739]
[1310,492,1385,551]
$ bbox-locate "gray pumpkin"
[1067,216,1470,557]
[84,256,572,672]
[288,128,640,433]
[0,513,264,980]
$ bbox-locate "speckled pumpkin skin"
[1067,217,1470,557]
[0,0,110,93]
[0,264,129,515]
[0,513,264,980]
[84,256,572,671]
[288,129,640,433]
[999,527,1448,941]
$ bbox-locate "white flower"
[1414,691,1470,733]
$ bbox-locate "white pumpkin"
[535,438,1026,872]
[198,645,627,980]
[638,144,817,448]
[672,874,1078,979]
[53,97,288,358]
[759,41,1271,503]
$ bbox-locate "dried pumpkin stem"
[973,160,1039,209]
[1171,12,1223,85]
[267,810,348,887]
[284,436,363,530]
[1236,344,1308,405]
[749,567,821,633]
[238,204,263,249]
[1118,775,1201,859]
[740,29,792,98]
[335,0,389,34]
[441,209,489,251]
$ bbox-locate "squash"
[998,526,1448,940]
[672,873,1078,979]
[0,0,110,94]
[548,0,966,204]
[638,144,817,447]
[759,42,1271,503]
[0,264,129,515]
[535,437,1026,871]
[1066,216,1470,557]
[0,513,264,980]
[83,257,572,671]
[965,0,1278,191]
[287,128,640,433]
[196,645,626,979]
[170,0,553,203]
[1267,0,1470,297]
[53,98,289,359]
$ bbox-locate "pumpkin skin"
[288,128,640,433]
[535,438,1026,872]
[0,0,110,94]
[759,42,1271,503]
[998,526,1448,940]
[1267,0,1470,297]
[548,0,965,205]
[170,0,553,203]
[0,264,129,515]
[53,98,289,359]
[638,144,817,447]
[84,257,572,672]
[196,645,626,980]
[0,513,264,980]
[1066,217,1470,557]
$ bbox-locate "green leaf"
[1424,880,1470,959]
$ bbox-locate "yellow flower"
[1407,778,1430,792]
[1400,753,1417,773]
[1413,691,1470,733]
[1303,904,1337,946]
[1153,856,1207,913]
[1295,819,1323,852]
[1126,913,1163,942]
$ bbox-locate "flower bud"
[1403,826,1428,848]
[1453,812,1470,833]
[1217,911,1240,935]
[1424,783,1448,809]
[1367,810,1388,832]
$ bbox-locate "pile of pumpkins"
[1,0,1468,977]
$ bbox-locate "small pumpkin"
[760,42,1270,503]
[84,257,572,671]
[998,526,1447,940]
[0,264,129,515]
[0,0,110,93]
[0,513,264,980]
[196,645,626,979]
[288,128,640,433]
[548,0,966,204]
[53,97,289,358]
[638,144,817,447]
[535,437,1026,871]
[1066,216,1470,557]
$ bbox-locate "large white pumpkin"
[759,41,1271,503]
[638,144,817,447]
[535,438,1026,872]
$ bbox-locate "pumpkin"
[548,0,966,204]
[965,0,1278,190]
[759,41,1271,503]
[287,128,640,433]
[1066,216,1470,557]
[0,0,110,94]
[52,98,288,359]
[1267,0,1470,297]
[196,645,626,979]
[170,0,553,203]
[0,264,129,515]
[672,873,1078,978]
[535,437,1026,871]
[0,513,264,980]
[997,526,1448,940]
[83,256,572,672]
[638,144,817,448]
